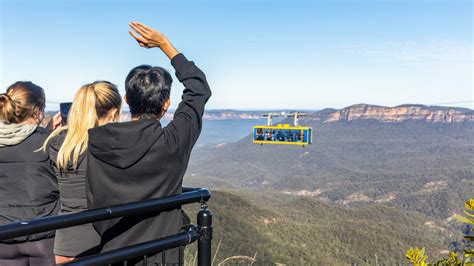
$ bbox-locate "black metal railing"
[0,187,212,265]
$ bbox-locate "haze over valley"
[183,104,473,264]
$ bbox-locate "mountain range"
[182,104,473,264]
[175,103,474,122]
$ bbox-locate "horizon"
[1,0,472,111]
[43,102,474,113]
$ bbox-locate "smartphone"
[60,102,72,126]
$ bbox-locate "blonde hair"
[0,81,45,124]
[43,81,122,171]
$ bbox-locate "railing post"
[197,205,212,266]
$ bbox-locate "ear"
[108,108,119,122]
[99,108,119,126]
[163,99,171,112]
[123,95,129,105]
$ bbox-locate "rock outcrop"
[311,104,473,123]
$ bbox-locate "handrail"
[0,187,213,265]
[66,228,200,265]
[0,187,211,241]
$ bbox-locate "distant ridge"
[170,104,473,122]
[44,103,473,123]
[311,104,474,123]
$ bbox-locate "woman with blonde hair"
[0,81,59,266]
[42,81,122,263]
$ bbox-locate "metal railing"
[0,187,212,265]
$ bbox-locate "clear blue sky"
[0,0,472,110]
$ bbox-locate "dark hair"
[0,81,46,124]
[125,65,172,119]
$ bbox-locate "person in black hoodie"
[0,81,59,266]
[87,21,211,265]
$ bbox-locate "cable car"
[253,112,312,146]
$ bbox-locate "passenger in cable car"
[256,128,264,140]
[265,130,272,141]
[297,130,304,141]
[288,130,294,142]
[277,130,284,141]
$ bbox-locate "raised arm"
[128,22,211,160]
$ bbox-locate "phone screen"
[60,102,72,126]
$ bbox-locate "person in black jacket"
[86,22,211,265]
[0,81,59,266]
[42,81,122,263]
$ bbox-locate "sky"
[0,0,472,110]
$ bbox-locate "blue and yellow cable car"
[252,112,312,146]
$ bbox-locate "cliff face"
[311,104,474,123]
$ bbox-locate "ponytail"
[42,81,121,171]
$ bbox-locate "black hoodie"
[87,54,211,262]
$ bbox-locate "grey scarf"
[0,121,38,147]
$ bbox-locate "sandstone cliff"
[311,104,474,123]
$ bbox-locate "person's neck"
[131,116,161,121]
[20,118,39,125]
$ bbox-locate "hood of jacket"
[0,121,38,147]
[88,119,163,169]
